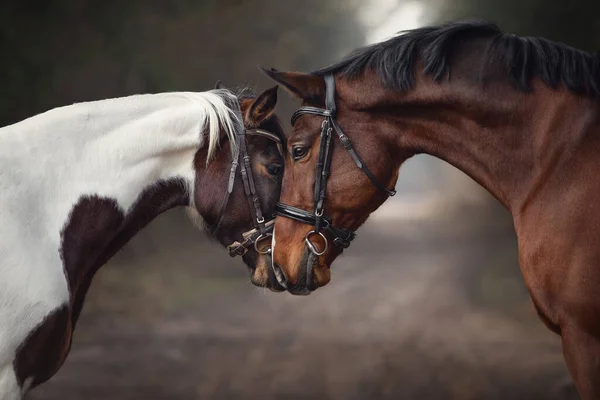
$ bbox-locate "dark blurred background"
[2,1,598,399]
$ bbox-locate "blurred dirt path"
[28,211,577,400]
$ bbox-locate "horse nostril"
[271,263,288,289]
[267,163,283,176]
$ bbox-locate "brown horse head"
[193,83,287,291]
[261,69,402,294]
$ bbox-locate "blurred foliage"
[436,0,600,50]
[0,0,363,126]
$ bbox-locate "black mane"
[312,20,600,97]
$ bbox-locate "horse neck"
[357,73,599,214]
[2,92,236,227]
[0,92,237,321]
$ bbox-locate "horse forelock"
[200,89,243,164]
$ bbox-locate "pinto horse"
[262,20,600,399]
[0,83,285,399]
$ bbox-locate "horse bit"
[214,125,283,258]
[275,73,396,257]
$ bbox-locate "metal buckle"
[254,233,273,255]
[305,230,328,256]
[333,237,350,249]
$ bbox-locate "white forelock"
[178,89,243,163]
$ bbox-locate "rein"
[212,128,283,257]
[275,73,396,258]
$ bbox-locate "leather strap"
[330,118,396,196]
[324,73,337,114]
[275,203,355,249]
[238,129,266,231]
[227,219,275,257]
[291,107,331,126]
[213,127,282,257]
[279,72,395,254]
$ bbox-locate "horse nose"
[271,263,288,289]
[278,251,319,295]
[287,284,312,296]
[286,265,314,296]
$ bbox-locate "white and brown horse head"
[0,84,283,397]
[192,82,287,290]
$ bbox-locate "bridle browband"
[213,127,283,258]
[275,73,396,258]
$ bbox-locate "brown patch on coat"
[64,179,189,324]
[13,178,188,389]
[13,305,71,388]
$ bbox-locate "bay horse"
[0,83,285,399]
[262,20,600,399]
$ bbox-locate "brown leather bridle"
[275,73,396,257]
[212,127,283,257]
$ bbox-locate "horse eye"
[267,163,283,176]
[292,146,308,160]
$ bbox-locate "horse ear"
[259,67,324,102]
[247,85,278,126]
[214,80,225,90]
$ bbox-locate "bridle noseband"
[275,73,396,257]
[213,127,283,258]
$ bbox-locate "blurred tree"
[0,0,364,126]
[436,0,600,51]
